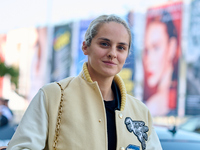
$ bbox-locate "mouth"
[102,61,117,66]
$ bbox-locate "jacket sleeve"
[146,110,163,150]
[7,89,48,150]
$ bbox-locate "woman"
[7,15,162,150]
[143,10,179,116]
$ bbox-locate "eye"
[118,46,124,50]
[118,45,126,51]
[100,42,109,47]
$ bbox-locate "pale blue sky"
[0,0,189,33]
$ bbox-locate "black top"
[104,81,121,150]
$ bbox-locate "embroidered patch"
[126,144,140,150]
[125,117,149,150]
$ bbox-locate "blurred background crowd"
[0,0,200,129]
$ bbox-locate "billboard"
[51,23,72,82]
[142,2,182,116]
[185,0,200,115]
[119,12,136,95]
[76,19,93,75]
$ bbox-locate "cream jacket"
[7,63,162,150]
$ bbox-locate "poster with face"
[143,2,182,116]
[185,0,200,115]
[51,23,72,82]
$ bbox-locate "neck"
[91,75,114,101]
[81,62,127,111]
[99,79,114,101]
[86,63,115,101]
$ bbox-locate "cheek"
[94,47,107,57]
[118,53,128,63]
[157,48,168,66]
[158,42,168,56]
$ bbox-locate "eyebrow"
[98,37,129,46]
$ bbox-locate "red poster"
[142,1,182,116]
[0,35,6,97]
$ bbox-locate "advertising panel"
[51,23,72,82]
[185,0,200,115]
[76,19,93,75]
[143,2,182,116]
[119,12,135,95]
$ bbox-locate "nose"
[107,47,117,59]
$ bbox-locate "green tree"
[0,61,19,88]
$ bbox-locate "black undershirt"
[104,81,121,150]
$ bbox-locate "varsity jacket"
[7,63,162,150]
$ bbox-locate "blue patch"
[126,144,140,150]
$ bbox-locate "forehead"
[145,22,168,43]
[95,22,130,42]
[146,22,167,36]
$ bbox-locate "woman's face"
[143,22,170,87]
[83,22,129,79]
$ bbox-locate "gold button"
[99,119,102,123]
[120,147,125,150]
[118,113,123,119]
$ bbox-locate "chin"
[102,67,120,75]
[102,70,118,77]
[104,72,117,77]
[147,79,158,87]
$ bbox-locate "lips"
[102,60,117,65]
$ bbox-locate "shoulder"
[41,76,75,92]
[38,76,75,105]
[126,94,147,108]
[126,94,149,113]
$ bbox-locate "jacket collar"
[80,62,126,111]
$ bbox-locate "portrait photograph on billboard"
[142,1,182,116]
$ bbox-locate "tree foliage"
[0,61,19,88]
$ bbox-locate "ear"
[82,41,88,55]
[168,37,177,61]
